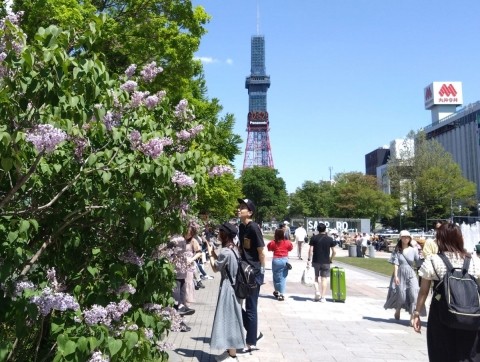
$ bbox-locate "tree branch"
[0,152,43,210]
[19,206,105,277]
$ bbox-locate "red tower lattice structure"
[243,35,274,170]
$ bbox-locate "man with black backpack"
[412,222,480,361]
[237,198,265,354]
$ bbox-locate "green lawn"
[335,257,393,277]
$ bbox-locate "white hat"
[283,221,290,225]
[399,230,412,239]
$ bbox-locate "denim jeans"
[272,257,288,294]
[242,280,261,346]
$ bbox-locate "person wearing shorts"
[307,223,336,302]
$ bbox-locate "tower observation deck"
[242,35,274,169]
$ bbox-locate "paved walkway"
[166,246,430,362]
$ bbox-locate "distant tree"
[288,181,334,217]
[388,132,477,224]
[196,172,243,224]
[239,167,288,224]
[331,172,398,226]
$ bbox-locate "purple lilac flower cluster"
[46,267,59,291]
[130,90,150,108]
[125,64,137,78]
[15,280,35,296]
[128,130,173,159]
[140,137,168,159]
[176,124,204,141]
[140,61,163,82]
[103,111,120,131]
[208,165,233,177]
[171,171,195,188]
[31,287,80,316]
[83,299,132,326]
[0,11,25,57]
[156,341,174,352]
[116,284,136,295]
[73,137,87,160]
[159,306,183,332]
[88,351,110,362]
[25,124,67,153]
[118,249,145,267]
[144,328,154,340]
[120,80,137,93]
[0,52,7,78]
[129,130,142,150]
[174,99,195,122]
[145,304,183,333]
[179,201,189,219]
[132,90,165,109]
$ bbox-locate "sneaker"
[177,306,195,316]
[239,347,253,355]
[319,297,326,303]
[197,281,206,289]
[203,275,214,280]
[257,332,264,343]
[314,292,321,302]
[180,322,191,332]
[215,351,238,361]
[277,294,285,301]
[273,291,279,299]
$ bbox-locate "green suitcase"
[330,266,346,302]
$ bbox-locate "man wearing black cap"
[237,198,265,353]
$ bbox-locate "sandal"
[278,294,285,301]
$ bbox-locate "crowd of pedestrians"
[168,207,480,361]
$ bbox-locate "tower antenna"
[256,0,260,35]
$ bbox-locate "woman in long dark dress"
[206,222,245,361]
[412,223,480,361]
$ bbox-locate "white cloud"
[195,56,234,65]
[195,56,218,64]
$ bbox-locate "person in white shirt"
[282,221,291,240]
[294,223,307,260]
[361,233,370,257]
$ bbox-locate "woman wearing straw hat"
[384,230,425,324]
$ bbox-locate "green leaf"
[128,166,134,178]
[64,340,76,356]
[19,220,30,233]
[87,266,98,277]
[29,219,39,232]
[51,322,64,334]
[92,248,101,255]
[53,164,62,173]
[87,154,97,166]
[125,331,138,349]
[143,217,152,232]
[142,201,152,214]
[108,338,122,356]
[76,337,88,353]
[8,231,18,242]
[88,337,98,350]
[1,157,13,171]
[102,171,112,184]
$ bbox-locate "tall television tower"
[242,33,274,170]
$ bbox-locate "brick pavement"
[166,246,430,362]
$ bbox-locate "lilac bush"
[0,12,237,362]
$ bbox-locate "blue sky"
[192,0,480,193]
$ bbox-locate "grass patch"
[335,257,393,277]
